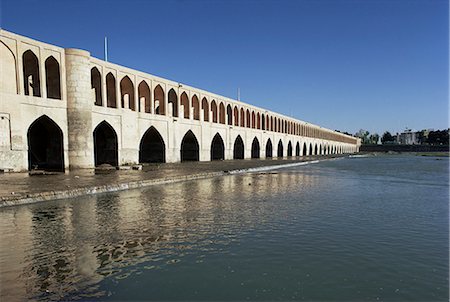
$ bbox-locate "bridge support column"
[65,48,94,169]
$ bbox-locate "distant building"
[396,129,418,145]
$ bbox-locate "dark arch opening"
[310,143,313,155]
[251,137,260,159]
[181,92,190,119]
[91,67,102,106]
[45,56,61,99]
[27,116,64,171]
[154,85,165,115]
[319,145,322,155]
[303,143,307,156]
[106,73,116,108]
[277,140,283,157]
[93,121,118,166]
[139,127,165,163]
[120,76,135,111]
[287,141,293,157]
[192,95,200,120]
[295,142,300,156]
[233,135,244,159]
[23,50,41,97]
[265,139,273,158]
[210,133,225,160]
[315,144,318,155]
[227,104,232,125]
[181,130,199,161]
[168,88,178,117]
[139,81,151,113]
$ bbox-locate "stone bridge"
[0,30,360,172]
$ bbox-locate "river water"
[0,155,448,301]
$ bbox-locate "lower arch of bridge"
[319,145,322,155]
[233,135,244,159]
[251,137,260,159]
[27,115,64,172]
[277,140,283,157]
[211,133,225,160]
[265,139,273,158]
[181,130,199,161]
[303,143,307,156]
[139,126,165,163]
[93,121,118,167]
[287,141,293,157]
[315,144,318,155]
[295,142,300,156]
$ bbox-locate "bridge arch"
[154,84,165,115]
[251,111,256,128]
[211,133,225,160]
[181,130,199,161]
[45,56,61,99]
[303,142,307,156]
[219,102,225,124]
[23,50,41,97]
[309,143,313,155]
[227,104,232,125]
[277,140,283,157]
[319,144,322,155]
[234,106,239,126]
[240,108,245,127]
[314,144,318,155]
[265,138,273,158]
[27,115,64,171]
[287,141,293,157]
[211,100,218,123]
[139,126,165,163]
[91,67,102,106]
[233,135,244,159]
[295,142,300,156]
[168,88,178,117]
[192,94,200,120]
[256,113,261,129]
[106,72,116,108]
[251,137,260,158]
[202,97,209,121]
[120,76,135,110]
[93,121,118,167]
[246,109,251,128]
[181,92,189,118]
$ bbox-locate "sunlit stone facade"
[0,30,360,172]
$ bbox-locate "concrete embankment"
[0,156,343,208]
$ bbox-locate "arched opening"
[154,85,165,115]
[45,56,61,99]
[246,109,251,128]
[168,88,178,117]
[27,116,64,171]
[277,140,283,157]
[287,141,293,157]
[295,142,300,156]
[251,137,260,158]
[139,81,151,113]
[106,73,116,108]
[233,135,244,159]
[181,92,189,118]
[303,143,307,156]
[227,104,233,125]
[262,114,265,130]
[240,108,245,127]
[93,121,118,167]
[256,113,261,129]
[233,106,239,126]
[309,143,313,155]
[23,50,41,97]
[192,95,200,120]
[120,76,135,111]
[270,117,274,131]
[91,67,102,106]
[265,139,273,158]
[319,145,322,155]
[202,97,209,121]
[0,41,17,94]
[210,133,225,160]
[211,100,218,123]
[181,130,199,161]
[219,102,226,124]
[139,126,165,163]
[315,144,318,155]
[251,111,256,128]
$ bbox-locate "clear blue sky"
[1,0,448,135]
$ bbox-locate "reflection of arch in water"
[27,115,64,171]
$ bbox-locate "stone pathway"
[0,156,343,207]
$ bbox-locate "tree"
[428,129,449,145]
[355,129,370,144]
[369,133,380,144]
[381,131,395,144]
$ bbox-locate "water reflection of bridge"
[0,170,319,300]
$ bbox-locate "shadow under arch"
[211,133,225,160]
[233,135,244,159]
[181,130,199,161]
[27,115,64,171]
[139,126,165,163]
[93,121,118,166]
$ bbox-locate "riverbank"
[0,155,344,208]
